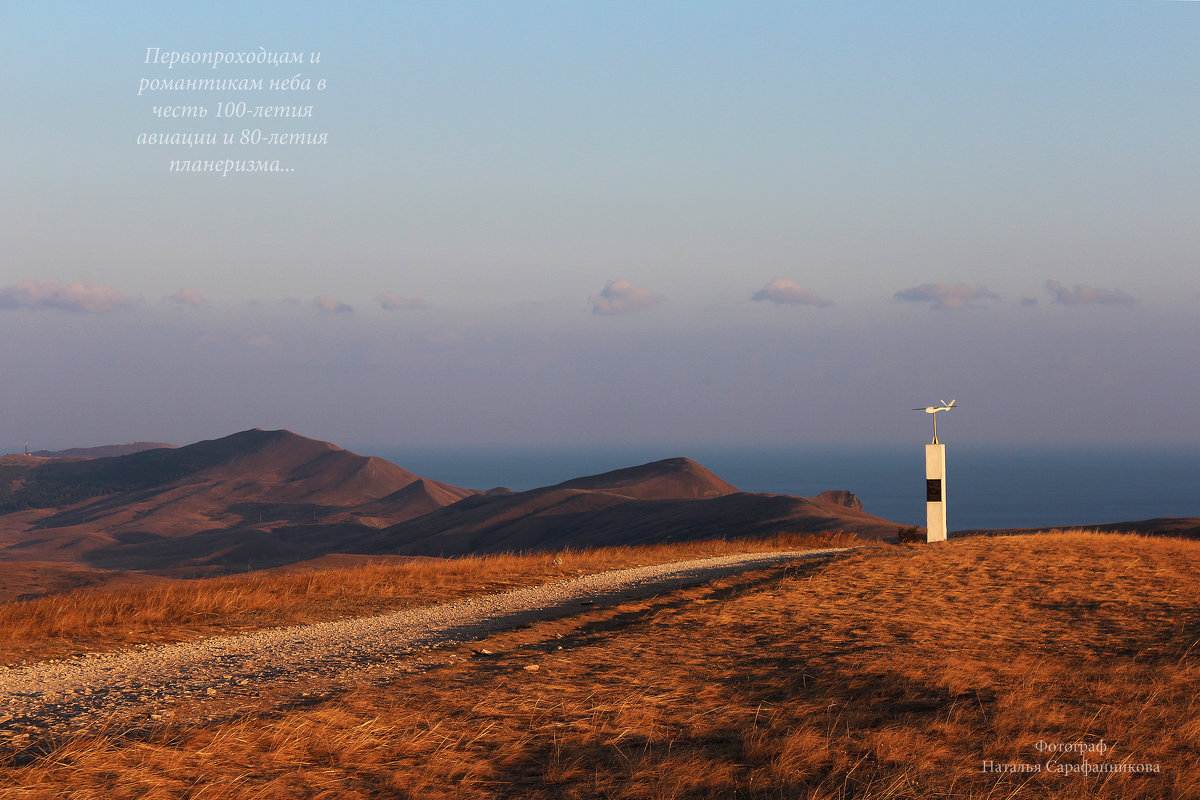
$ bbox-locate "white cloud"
[376,292,429,310]
[587,279,663,316]
[313,296,354,313]
[894,283,998,311]
[751,278,832,307]
[0,279,132,313]
[1045,280,1135,307]
[168,287,206,308]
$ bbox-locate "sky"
[1,1,1197,451]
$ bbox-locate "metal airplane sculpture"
[913,399,956,444]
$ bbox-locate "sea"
[362,444,1200,532]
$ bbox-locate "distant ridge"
[343,478,479,525]
[30,442,176,459]
[551,457,739,500]
[0,429,475,564]
[308,459,900,560]
[3,428,428,515]
[0,430,905,574]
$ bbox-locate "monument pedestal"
[925,443,947,542]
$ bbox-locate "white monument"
[913,400,955,543]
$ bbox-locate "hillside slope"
[30,442,176,459]
[86,458,900,571]
[1,433,902,574]
[0,429,474,564]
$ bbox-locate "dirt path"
[0,548,850,746]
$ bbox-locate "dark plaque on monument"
[926,478,942,502]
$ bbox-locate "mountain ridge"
[29,442,177,460]
[0,428,902,573]
[549,457,739,500]
[0,429,470,562]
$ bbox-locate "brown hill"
[0,435,905,574]
[815,489,863,511]
[190,429,425,506]
[343,479,478,525]
[31,442,176,459]
[346,482,899,558]
[0,429,472,564]
[551,457,739,499]
[65,456,902,573]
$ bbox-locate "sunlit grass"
[4,531,1198,798]
[0,531,863,666]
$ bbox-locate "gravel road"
[0,548,849,742]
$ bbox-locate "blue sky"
[1,1,1197,449]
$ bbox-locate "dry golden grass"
[0,531,861,666]
[3,531,1199,799]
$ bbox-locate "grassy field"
[0,532,861,666]
[2,531,1198,798]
